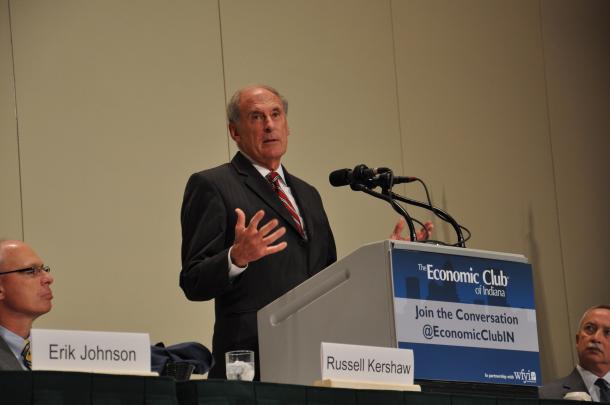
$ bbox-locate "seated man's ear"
[229,124,240,143]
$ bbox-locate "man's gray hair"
[226,85,289,124]
[577,304,610,331]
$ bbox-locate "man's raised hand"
[230,208,287,267]
[390,217,434,241]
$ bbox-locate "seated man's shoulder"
[538,377,566,398]
[538,369,584,399]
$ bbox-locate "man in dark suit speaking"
[180,85,337,379]
[539,305,610,401]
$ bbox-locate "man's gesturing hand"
[230,208,288,267]
[390,217,434,241]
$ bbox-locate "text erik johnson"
[49,344,137,362]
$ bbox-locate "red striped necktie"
[266,171,305,238]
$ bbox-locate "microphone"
[329,165,417,188]
[328,169,353,187]
[384,175,418,185]
[329,165,390,187]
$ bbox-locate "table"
[0,371,573,405]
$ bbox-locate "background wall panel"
[220,0,406,257]
[9,0,226,346]
[541,0,610,369]
[0,0,23,240]
[390,0,571,379]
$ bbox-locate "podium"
[257,240,541,389]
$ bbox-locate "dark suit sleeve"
[317,190,337,268]
[180,172,232,301]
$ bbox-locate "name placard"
[321,342,414,385]
[31,329,151,374]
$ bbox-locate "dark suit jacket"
[180,152,336,379]
[538,368,589,400]
[0,335,24,371]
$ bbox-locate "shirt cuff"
[228,246,248,279]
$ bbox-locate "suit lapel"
[0,335,23,370]
[563,368,589,394]
[231,153,306,238]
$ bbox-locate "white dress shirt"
[228,154,304,279]
[577,364,610,402]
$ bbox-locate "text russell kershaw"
[325,356,411,375]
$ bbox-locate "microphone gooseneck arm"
[351,183,417,242]
[329,164,467,247]
[389,192,465,247]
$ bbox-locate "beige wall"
[391,0,572,378]
[221,0,405,254]
[7,0,227,345]
[541,0,610,364]
[1,0,608,382]
[0,0,22,240]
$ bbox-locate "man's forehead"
[244,103,283,114]
[0,242,42,270]
[240,89,283,110]
[582,309,610,326]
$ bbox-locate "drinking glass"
[225,350,255,381]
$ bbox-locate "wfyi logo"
[484,369,537,384]
[514,369,537,383]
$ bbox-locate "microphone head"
[329,169,352,187]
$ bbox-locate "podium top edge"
[376,240,529,264]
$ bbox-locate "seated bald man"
[0,240,54,370]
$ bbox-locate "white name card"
[321,342,414,385]
[31,329,151,374]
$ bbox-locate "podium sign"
[391,244,540,385]
[258,240,541,387]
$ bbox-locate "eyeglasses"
[0,265,51,277]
